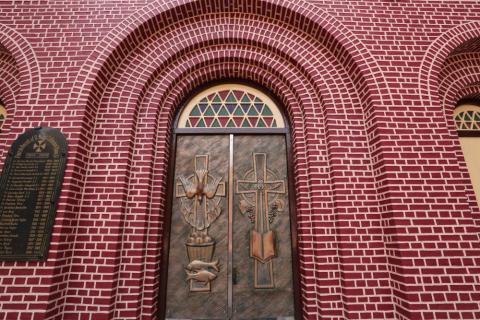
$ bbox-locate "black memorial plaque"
[0,127,67,261]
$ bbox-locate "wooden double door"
[165,134,295,319]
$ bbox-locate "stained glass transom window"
[454,104,480,131]
[178,84,285,128]
[0,103,6,132]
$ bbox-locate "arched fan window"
[177,84,285,129]
[0,101,6,133]
[454,103,480,206]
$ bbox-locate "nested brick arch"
[0,51,20,158]
[439,53,480,108]
[438,52,480,223]
[0,24,39,165]
[58,0,394,319]
[420,21,480,105]
[0,24,40,105]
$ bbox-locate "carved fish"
[186,259,220,272]
[186,270,217,284]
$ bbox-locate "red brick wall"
[0,1,479,319]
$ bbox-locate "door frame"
[158,80,302,319]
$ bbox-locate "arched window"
[454,103,480,206]
[0,100,7,132]
[177,84,285,129]
[0,101,6,133]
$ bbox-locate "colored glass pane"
[190,117,200,127]
[226,92,237,103]
[0,105,4,131]
[204,106,215,116]
[233,106,244,116]
[254,103,263,113]
[263,117,274,127]
[199,103,208,113]
[218,106,229,116]
[241,94,251,104]
[262,106,273,116]
[241,118,251,128]
[218,90,229,100]
[212,94,222,103]
[248,106,259,116]
[191,106,201,116]
[204,117,214,127]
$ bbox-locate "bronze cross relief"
[176,154,226,292]
[236,153,286,288]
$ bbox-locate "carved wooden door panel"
[165,134,294,319]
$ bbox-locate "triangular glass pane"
[257,118,266,127]
[212,103,221,113]
[254,103,264,113]
[263,117,274,127]
[262,106,273,116]
[212,94,222,104]
[455,114,462,121]
[226,103,237,113]
[254,97,262,103]
[204,117,214,127]
[199,97,208,103]
[233,106,244,116]
[475,113,480,121]
[233,90,244,100]
[250,117,259,127]
[204,105,215,116]
[241,118,251,128]
[467,111,474,119]
[272,119,277,127]
[0,114,4,120]
[227,119,236,127]
[218,117,229,127]
[226,92,237,103]
[461,123,468,129]
[189,117,200,127]
[212,118,221,128]
[240,103,250,113]
[185,120,191,128]
[198,103,208,113]
[190,105,201,116]
[241,94,251,104]
[233,117,243,127]
[218,106,229,116]
[197,118,206,128]
[455,121,462,129]
[218,90,229,100]
[248,106,259,116]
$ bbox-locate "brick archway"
[55,1,392,319]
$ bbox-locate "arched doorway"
[162,83,298,319]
